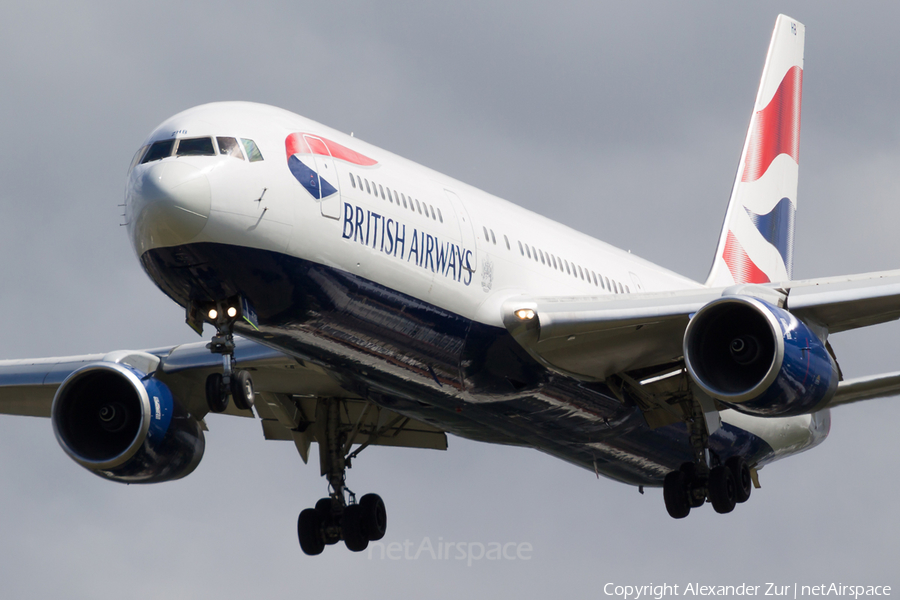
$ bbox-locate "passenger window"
[626,285,631,293]
[240,139,264,162]
[430,205,437,220]
[490,230,496,244]
[365,179,371,194]
[141,139,175,164]
[357,175,363,189]
[539,249,545,265]
[438,208,444,223]
[483,226,489,240]
[551,255,558,269]
[592,272,598,286]
[379,184,385,200]
[604,276,611,290]
[504,235,510,250]
[532,246,539,262]
[402,194,408,209]
[525,245,532,259]
[565,260,571,275]
[217,137,244,159]
[385,186,392,202]
[518,241,524,255]
[350,174,357,189]
[416,199,423,214]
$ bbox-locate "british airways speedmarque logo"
[285,132,377,200]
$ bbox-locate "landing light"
[515,308,536,321]
[227,306,238,318]
[208,309,218,320]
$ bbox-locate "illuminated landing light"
[227,307,238,318]
[515,308,536,321]
[208,309,218,320]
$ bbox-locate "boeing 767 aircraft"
[2,15,899,555]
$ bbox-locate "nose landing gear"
[191,297,255,414]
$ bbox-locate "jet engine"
[51,362,205,483]
[683,296,839,417]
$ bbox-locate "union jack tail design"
[706,15,804,287]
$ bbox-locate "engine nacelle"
[51,362,205,483]
[683,296,838,417]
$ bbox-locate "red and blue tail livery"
[707,16,803,287]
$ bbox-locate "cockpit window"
[176,137,215,157]
[129,145,149,173]
[216,137,244,160]
[241,138,264,162]
[141,139,175,164]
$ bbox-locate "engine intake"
[51,362,204,483]
[683,296,838,417]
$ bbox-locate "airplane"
[3,14,900,556]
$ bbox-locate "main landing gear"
[298,398,387,555]
[663,455,753,518]
[199,299,255,414]
[662,394,753,519]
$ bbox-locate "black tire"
[679,462,706,508]
[726,456,752,503]
[205,373,228,413]
[359,493,387,541]
[663,471,691,519]
[342,504,369,552]
[231,370,254,411]
[315,498,340,545]
[315,498,333,519]
[708,465,737,514]
[298,509,325,555]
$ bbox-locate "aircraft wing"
[501,269,900,384]
[828,372,900,408]
[0,337,447,459]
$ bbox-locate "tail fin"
[706,15,804,287]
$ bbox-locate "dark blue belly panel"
[140,242,775,486]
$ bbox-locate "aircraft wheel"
[298,509,325,555]
[726,456,752,503]
[709,465,737,514]
[315,498,340,545]
[231,370,254,411]
[342,504,369,552]
[663,470,691,519]
[679,462,706,507]
[359,493,387,541]
[205,373,228,413]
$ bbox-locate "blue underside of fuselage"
[140,242,775,486]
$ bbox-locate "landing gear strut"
[662,393,753,518]
[297,398,387,555]
[195,298,254,414]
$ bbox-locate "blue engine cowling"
[683,296,839,417]
[51,362,205,483]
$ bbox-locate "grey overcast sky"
[2,2,900,598]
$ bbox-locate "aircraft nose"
[128,161,211,254]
